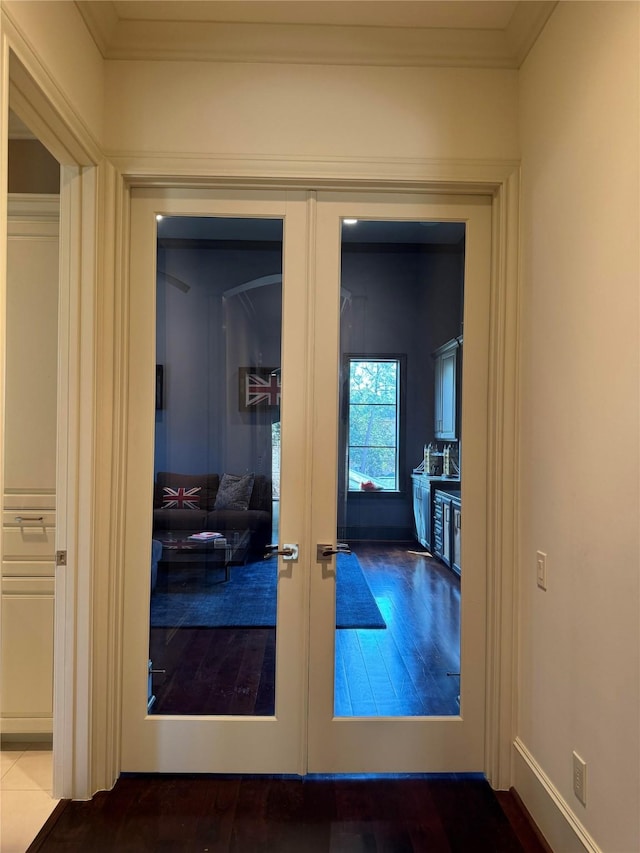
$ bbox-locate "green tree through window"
[348,359,399,491]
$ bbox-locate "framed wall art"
[239,367,281,411]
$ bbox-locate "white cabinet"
[1,574,55,734]
[412,475,431,549]
[1,196,58,735]
[2,497,56,733]
[433,338,461,441]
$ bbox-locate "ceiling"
[76,0,557,68]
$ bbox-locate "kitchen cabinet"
[434,488,461,576]
[433,490,451,566]
[412,475,460,553]
[412,474,431,549]
[452,496,462,576]
[433,338,461,441]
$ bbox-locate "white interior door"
[121,188,311,773]
[121,187,491,775]
[307,192,491,772]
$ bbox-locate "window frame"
[343,353,407,496]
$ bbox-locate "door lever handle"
[317,543,351,561]
[264,543,299,561]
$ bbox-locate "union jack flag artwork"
[239,367,281,411]
[162,486,201,510]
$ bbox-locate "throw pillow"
[214,473,255,511]
[162,485,201,510]
[156,472,220,510]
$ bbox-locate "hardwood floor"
[336,543,460,716]
[150,627,276,715]
[149,542,460,717]
[28,774,550,852]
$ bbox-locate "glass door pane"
[335,219,465,717]
[148,215,283,716]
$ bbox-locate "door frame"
[112,162,519,791]
[0,14,102,800]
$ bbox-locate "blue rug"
[150,551,386,629]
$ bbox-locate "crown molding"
[506,1,557,67]
[74,0,119,58]
[76,1,557,70]
[8,193,60,221]
[87,20,513,68]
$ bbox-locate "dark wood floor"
[29,774,550,853]
[150,543,460,717]
[336,543,460,716]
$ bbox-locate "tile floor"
[1,743,58,853]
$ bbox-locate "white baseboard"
[0,717,53,735]
[513,738,601,853]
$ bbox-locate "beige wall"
[104,60,518,161]
[8,140,60,194]
[518,2,640,850]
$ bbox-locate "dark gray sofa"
[153,471,272,556]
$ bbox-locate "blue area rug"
[150,551,386,629]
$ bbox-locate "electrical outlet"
[536,550,547,590]
[573,751,587,805]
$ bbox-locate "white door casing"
[1,26,102,798]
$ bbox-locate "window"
[347,357,402,492]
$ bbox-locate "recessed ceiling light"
[156,214,163,221]
[343,219,358,225]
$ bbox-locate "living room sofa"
[152,471,273,557]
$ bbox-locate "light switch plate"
[536,550,547,590]
[573,751,587,805]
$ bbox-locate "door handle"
[264,543,299,561]
[317,543,351,561]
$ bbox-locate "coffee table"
[155,529,252,583]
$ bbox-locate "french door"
[121,187,491,774]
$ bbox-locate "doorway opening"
[122,187,492,775]
[0,108,61,845]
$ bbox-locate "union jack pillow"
[162,486,201,510]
